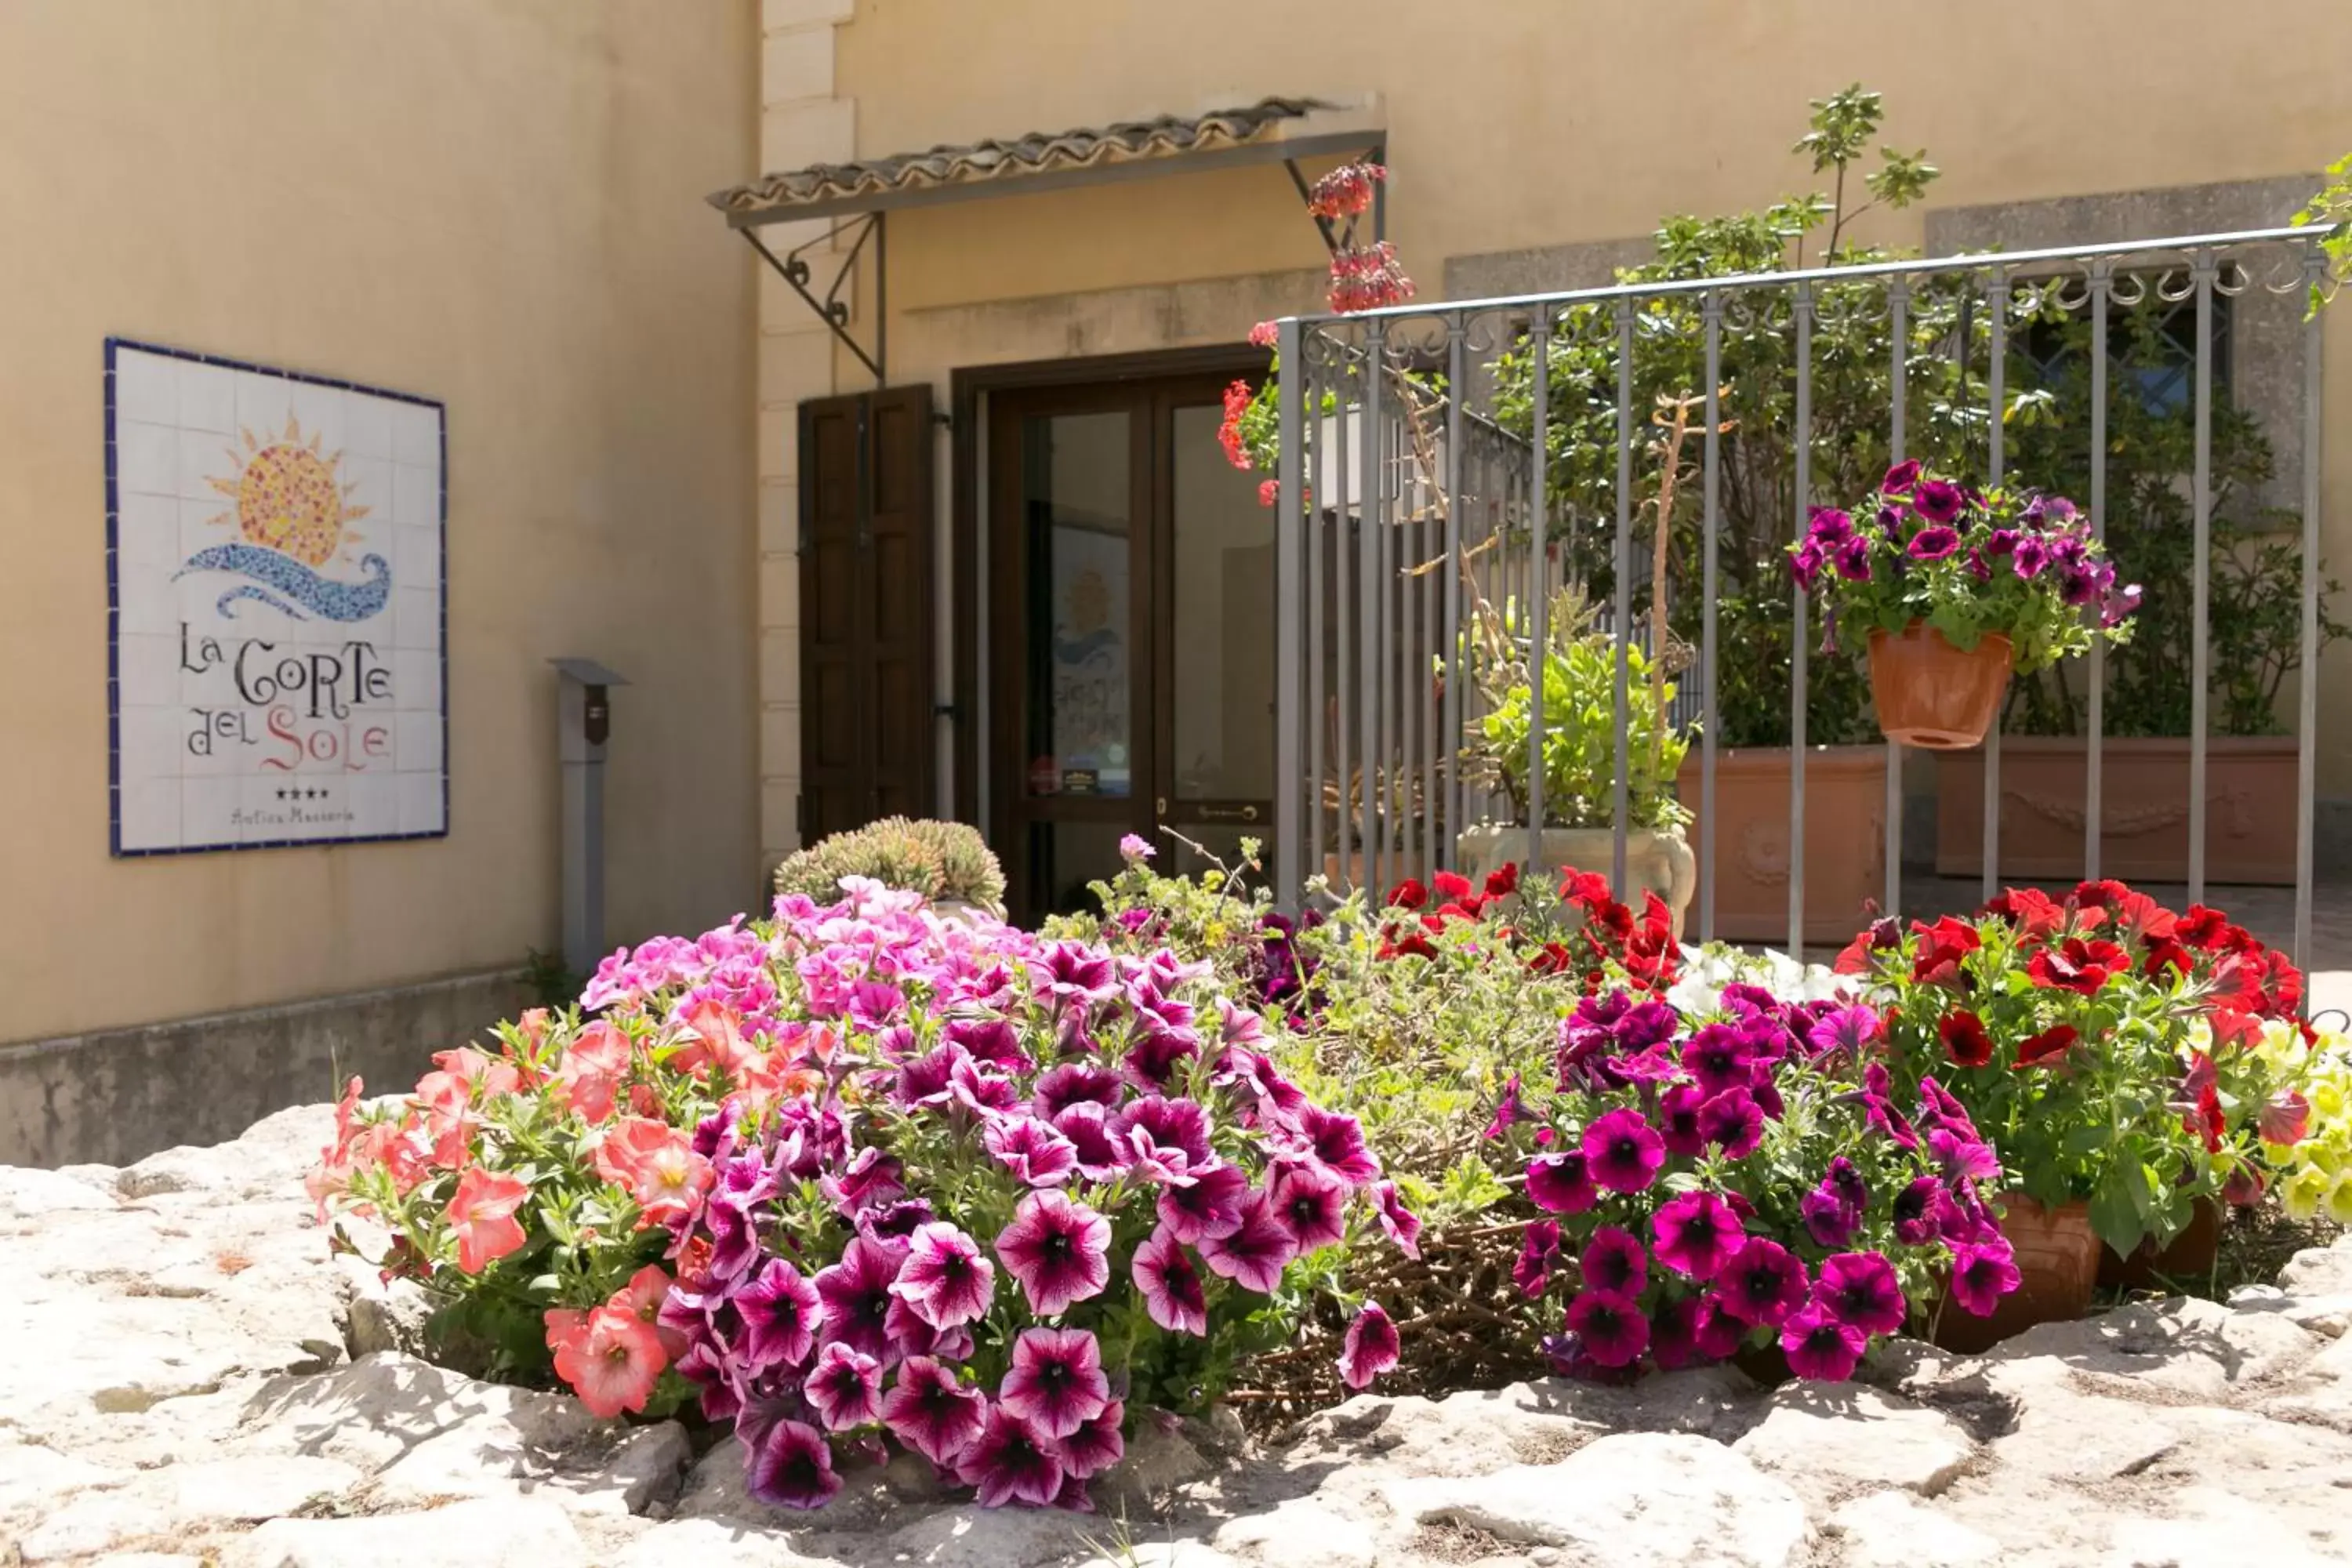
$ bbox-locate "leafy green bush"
[1465,589,1690,831]
[771,816,1006,913]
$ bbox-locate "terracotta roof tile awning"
[709,96,1385,227]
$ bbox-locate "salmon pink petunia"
[553,1303,666,1418]
[444,1167,529,1274]
[594,1119,716,1230]
[552,1020,631,1122]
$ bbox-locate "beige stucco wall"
[0,0,760,1042]
[796,0,2352,802]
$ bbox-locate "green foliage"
[771,816,1007,912]
[1486,87,2339,746]
[1463,589,1690,830]
[2292,152,2352,316]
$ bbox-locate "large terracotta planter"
[1931,1192,2100,1353]
[1675,746,1888,946]
[1454,824,1697,942]
[2097,1196,2223,1291]
[1868,624,2012,750]
[1936,735,2299,885]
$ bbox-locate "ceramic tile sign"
[106,339,447,854]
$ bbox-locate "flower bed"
[310,879,1413,1512]
[312,842,2333,1509]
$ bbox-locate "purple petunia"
[1200,1190,1298,1295]
[1780,1303,1867,1381]
[1806,1004,1882,1056]
[1526,1150,1599,1214]
[1883,459,1922,495]
[1131,1225,1210,1335]
[1711,1237,1809,1327]
[1907,524,1962,561]
[804,1342,884,1431]
[736,1257,826,1372]
[995,1189,1112,1317]
[1582,1109,1667,1194]
[1912,477,1963,524]
[1949,1238,2022,1316]
[1650,1294,1737,1371]
[961,1405,1065,1509]
[880,1356,988,1468]
[999,1327,1110,1441]
[746,1418,842,1512]
[1832,535,1874,581]
[1483,1073,1535,1140]
[1565,1290,1650,1369]
[1697,1087,1766,1160]
[1891,1175,1948,1247]
[1580,1224,1648,1298]
[1927,1127,2001,1185]
[1338,1303,1401,1390]
[1657,1083,1710,1158]
[1681,1024,1752,1096]
[1801,1187,1859,1249]
[1814,1250,1907,1337]
[1652,1190,1745,1281]
[888,1221,996,1332]
[1515,1219,1565,1298]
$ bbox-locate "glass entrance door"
[989,377,1275,921]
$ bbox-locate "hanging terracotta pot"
[1867,622,2013,750]
[2098,1196,2223,1291]
[1931,1192,2100,1353]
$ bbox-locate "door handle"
[1197,803,1261,823]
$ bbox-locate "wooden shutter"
[796,387,935,845]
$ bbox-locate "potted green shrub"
[1791,464,2136,750]
[1456,587,1697,938]
[771,816,1007,919]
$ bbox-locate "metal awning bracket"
[743,211,887,387]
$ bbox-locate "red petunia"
[1939,1010,1994,1068]
[2175,904,2230,950]
[1910,916,1981,987]
[2014,1024,2081,1065]
[2027,937,2129,996]
[1981,887,2064,941]
[1560,869,1613,907]
[2186,1082,2226,1153]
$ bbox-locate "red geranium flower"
[1938,1010,1994,1068]
[1560,869,1613,907]
[1483,861,1519,899]
[2015,1025,2081,1065]
[1385,878,1428,911]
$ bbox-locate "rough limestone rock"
[4,1103,2351,1567]
[1382,1432,1809,1566]
[1827,1490,2001,1568]
[1731,1383,1973,1502]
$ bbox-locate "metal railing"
[1270,225,2336,971]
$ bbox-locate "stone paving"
[7,1103,2352,1566]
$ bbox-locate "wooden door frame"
[948,344,1265,841]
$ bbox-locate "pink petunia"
[803,1341,884,1431]
[1198,1190,1298,1295]
[745,1417,842,1512]
[1338,1303,1400,1390]
[960,1404,1065,1509]
[880,1356,988,1468]
[888,1222,996,1331]
[1131,1225,1210,1335]
[1050,1398,1125,1480]
[997,1327,1111,1440]
[1266,1164,1349,1254]
[995,1189,1112,1317]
